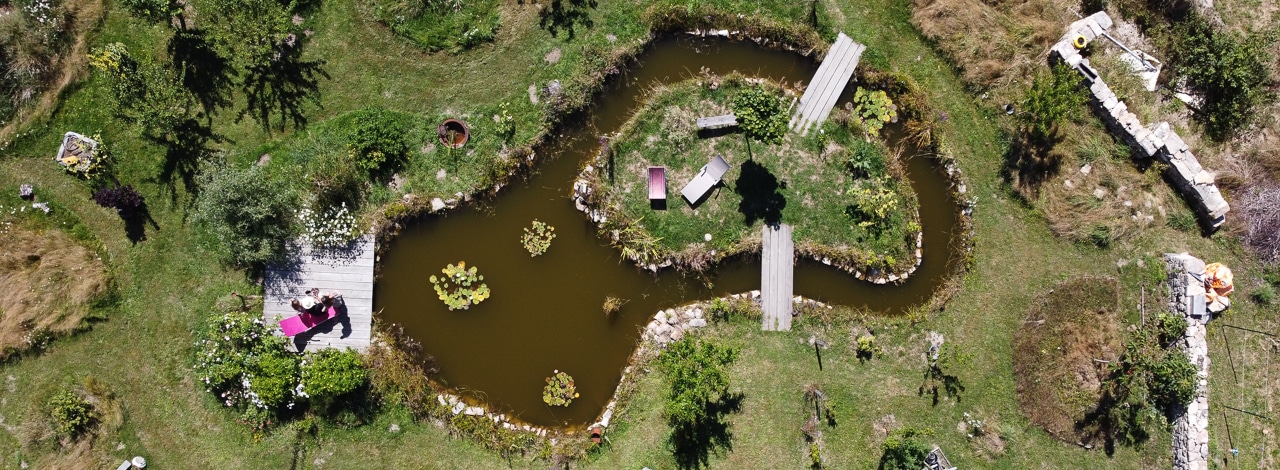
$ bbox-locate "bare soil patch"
[1013,275,1122,446]
[0,226,109,359]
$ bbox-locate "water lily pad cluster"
[520,219,556,256]
[429,261,491,310]
[542,370,578,407]
[852,87,898,136]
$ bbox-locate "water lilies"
[429,261,491,310]
[520,219,556,256]
[542,370,578,407]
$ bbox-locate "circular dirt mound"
[1013,275,1122,446]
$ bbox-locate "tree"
[192,163,299,267]
[733,86,787,145]
[120,0,183,23]
[1174,15,1276,141]
[197,0,296,71]
[88,43,198,141]
[656,336,739,431]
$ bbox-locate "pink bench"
[279,305,339,337]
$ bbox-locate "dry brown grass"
[910,0,1072,90]
[1013,276,1123,446]
[0,226,108,359]
[0,0,105,146]
[1038,135,1175,245]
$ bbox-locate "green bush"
[1021,63,1085,142]
[1253,283,1277,305]
[47,389,95,438]
[301,348,369,409]
[878,428,931,470]
[733,86,787,145]
[1149,350,1197,410]
[1173,16,1276,141]
[1155,312,1187,347]
[347,107,411,174]
[88,43,198,140]
[194,311,303,412]
[656,336,739,430]
[192,163,299,267]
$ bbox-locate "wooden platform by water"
[761,224,794,331]
[263,236,375,352]
[789,32,866,136]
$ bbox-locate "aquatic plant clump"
[429,261,491,310]
[542,370,578,407]
[520,219,556,256]
[852,87,897,136]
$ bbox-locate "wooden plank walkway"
[761,224,794,331]
[263,236,375,352]
[789,32,866,136]
[696,114,738,130]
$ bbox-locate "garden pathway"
[761,223,794,331]
[789,32,865,136]
[263,235,375,352]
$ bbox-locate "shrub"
[1155,312,1187,347]
[47,389,94,438]
[846,140,887,179]
[878,428,932,470]
[192,163,299,267]
[1253,283,1277,305]
[846,178,900,229]
[1173,16,1276,141]
[91,184,145,218]
[656,336,739,430]
[855,334,877,361]
[194,310,302,413]
[1021,64,1085,142]
[300,348,368,409]
[733,86,787,145]
[347,107,411,174]
[1148,350,1197,410]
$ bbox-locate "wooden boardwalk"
[789,32,866,136]
[263,236,375,352]
[761,224,794,331]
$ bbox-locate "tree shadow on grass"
[239,50,328,135]
[733,160,786,227]
[919,361,965,406]
[1001,128,1066,201]
[168,28,235,116]
[538,0,597,40]
[670,392,744,470]
[149,118,226,205]
[122,202,159,245]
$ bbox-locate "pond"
[375,36,961,427]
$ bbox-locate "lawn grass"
[1,0,1277,468]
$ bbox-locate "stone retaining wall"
[1165,252,1213,470]
[1050,13,1229,229]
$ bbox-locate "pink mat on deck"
[279,305,339,337]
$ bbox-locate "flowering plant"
[297,201,360,248]
[193,311,301,412]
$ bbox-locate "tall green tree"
[656,336,739,430]
[88,43,198,141]
[1174,15,1276,141]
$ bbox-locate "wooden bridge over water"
[789,32,866,136]
[761,224,794,331]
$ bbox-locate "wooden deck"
[789,32,866,136]
[761,224,794,331]
[263,236,375,352]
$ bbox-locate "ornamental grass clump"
[429,261,491,310]
[297,202,361,248]
[542,370,578,407]
[520,219,556,256]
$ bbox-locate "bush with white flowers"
[297,202,361,248]
[194,311,302,412]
